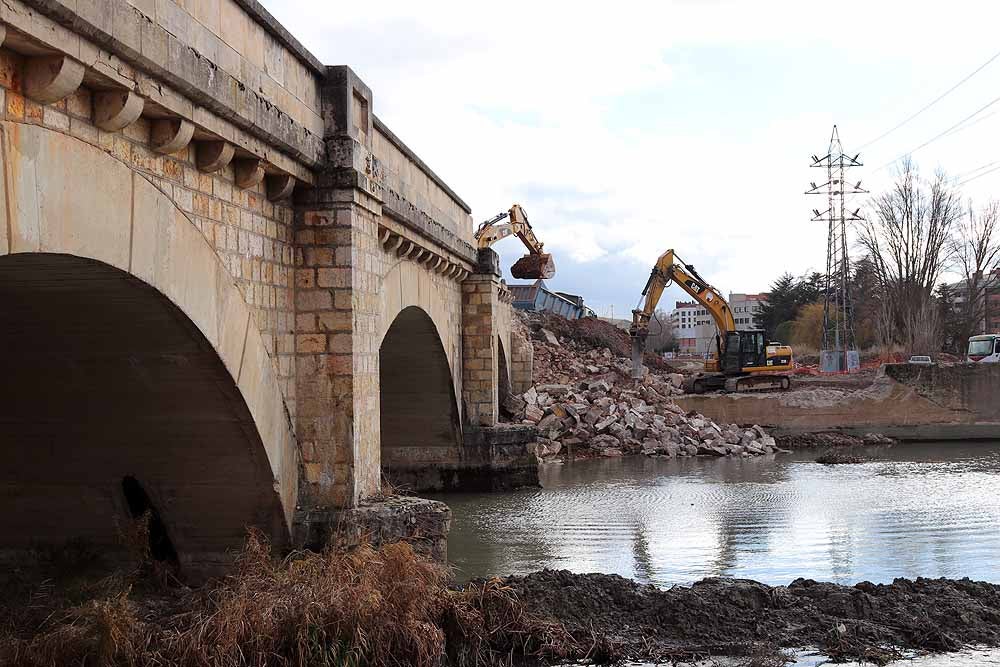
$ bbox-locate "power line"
[957,163,1000,187]
[876,91,1000,172]
[953,158,1000,182]
[860,47,1000,150]
[942,106,1000,139]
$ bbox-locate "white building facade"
[729,293,768,331]
[671,293,770,357]
[671,300,719,356]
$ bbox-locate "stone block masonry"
[0,1,533,569]
[0,47,299,418]
[462,249,504,427]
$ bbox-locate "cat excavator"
[474,204,556,279]
[629,249,793,393]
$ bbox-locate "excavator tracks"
[686,373,791,394]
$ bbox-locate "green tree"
[791,302,826,350]
[755,273,796,338]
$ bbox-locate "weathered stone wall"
[0,121,300,564]
[122,0,324,133]
[0,0,532,567]
[373,123,472,243]
[0,48,300,416]
[510,328,534,395]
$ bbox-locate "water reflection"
[434,441,1000,587]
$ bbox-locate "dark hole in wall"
[121,476,179,565]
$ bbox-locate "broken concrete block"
[524,405,544,423]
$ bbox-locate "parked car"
[907,355,932,365]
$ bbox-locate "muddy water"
[437,441,1000,587]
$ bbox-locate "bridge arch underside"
[0,254,286,568]
[379,306,462,489]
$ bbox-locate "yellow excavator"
[630,249,793,393]
[474,204,556,279]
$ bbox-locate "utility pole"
[806,126,866,372]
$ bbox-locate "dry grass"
[0,530,582,667]
[734,642,793,666]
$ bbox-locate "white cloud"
[262,0,1000,313]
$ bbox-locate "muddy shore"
[502,570,1000,665]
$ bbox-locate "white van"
[967,334,1000,363]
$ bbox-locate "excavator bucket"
[510,253,556,280]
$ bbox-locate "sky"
[262,0,1000,318]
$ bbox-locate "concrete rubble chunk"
[524,405,544,424]
[541,328,560,345]
[505,310,781,462]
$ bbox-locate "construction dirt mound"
[503,570,1000,665]
[522,311,675,373]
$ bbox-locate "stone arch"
[0,122,297,566]
[379,306,462,486]
[378,252,462,419]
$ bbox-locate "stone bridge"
[0,0,534,569]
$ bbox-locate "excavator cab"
[719,331,770,375]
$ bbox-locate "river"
[439,441,1000,586]
[434,441,1000,665]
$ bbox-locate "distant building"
[670,293,771,355]
[509,280,594,320]
[944,269,1000,334]
[670,300,717,356]
[729,293,768,331]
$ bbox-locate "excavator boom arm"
[474,204,556,279]
[476,204,545,254]
[631,249,735,336]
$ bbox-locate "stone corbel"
[386,234,403,253]
[267,174,296,201]
[150,118,195,154]
[93,90,144,131]
[396,240,414,258]
[196,141,235,173]
[24,55,85,105]
[378,228,391,244]
[234,158,266,189]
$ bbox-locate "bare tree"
[948,201,1000,341]
[857,159,962,354]
[646,309,677,353]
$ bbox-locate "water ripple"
[437,441,1000,590]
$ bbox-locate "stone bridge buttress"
[0,0,533,569]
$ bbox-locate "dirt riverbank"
[503,570,1000,665]
[4,529,1000,665]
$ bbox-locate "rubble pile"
[508,313,779,461]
